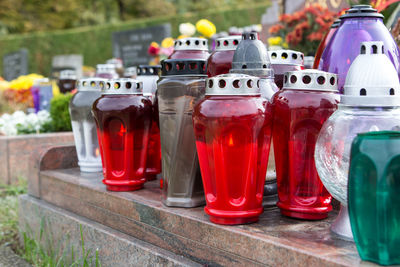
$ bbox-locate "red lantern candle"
[136,65,162,181]
[193,74,273,225]
[169,38,210,60]
[207,36,240,77]
[92,79,153,191]
[268,50,304,89]
[272,70,339,220]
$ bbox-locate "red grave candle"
[169,37,210,60]
[193,74,273,225]
[92,79,153,191]
[268,50,304,89]
[207,36,241,77]
[271,70,339,220]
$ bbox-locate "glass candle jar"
[95,64,119,79]
[193,74,273,224]
[313,19,340,69]
[92,79,153,191]
[157,59,207,207]
[169,38,210,60]
[268,50,304,90]
[136,65,162,181]
[318,5,400,93]
[207,36,241,77]
[31,78,53,112]
[58,70,77,94]
[349,131,400,266]
[69,78,104,172]
[230,31,279,207]
[272,70,339,220]
[315,41,400,239]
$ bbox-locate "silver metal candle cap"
[174,38,208,51]
[59,69,77,80]
[341,41,400,107]
[206,73,260,96]
[230,32,273,78]
[268,50,304,66]
[215,36,241,51]
[77,78,107,92]
[124,66,137,77]
[96,64,116,73]
[283,70,338,92]
[102,78,143,95]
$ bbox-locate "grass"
[0,179,101,267]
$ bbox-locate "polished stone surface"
[35,166,379,267]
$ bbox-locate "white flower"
[179,23,196,37]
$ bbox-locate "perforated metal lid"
[137,65,161,76]
[268,50,304,66]
[215,36,241,51]
[206,73,260,96]
[174,38,208,51]
[230,32,273,78]
[161,59,207,77]
[106,58,123,68]
[283,70,338,92]
[96,64,117,73]
[340,5,384,19]
[77,78,106,92]
[124,67,137,77]
[59,69,77,80]
[102,78,143,95]
[341,41,400,107]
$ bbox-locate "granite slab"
[19,195,200,267]
[35,167,378,267]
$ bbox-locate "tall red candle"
[207,36,240,77]
[169,37,210,60]
[193,74,273,225]
[92,79,153,191]
[271,70,339,220]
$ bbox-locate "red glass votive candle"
[268,50,304,89]
[193,74,273,225]
[271,70,339,220]
[169,37,210,60]
[92,79,153,191]
[207,36,241,77]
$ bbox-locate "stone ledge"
[33,166,376,267]
[0,132,74,186]
[19,195,200,267]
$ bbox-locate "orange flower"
[269,24,284,34]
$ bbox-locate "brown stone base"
[19,195,200,267]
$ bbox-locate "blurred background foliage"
[0,0,267,35]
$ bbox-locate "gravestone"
[285,0,349,14]
[112,24,171,67]
[3,49,28,81]
[51,54,83,79]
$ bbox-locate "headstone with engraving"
[51,54,83,80]
[112,24,171,67]
[3,49,28,81]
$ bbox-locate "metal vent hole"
[247,79,253,88]
[290,75,297,84]
[219,79,226,88]
[360,88,367,96]
[233,80,240,88]
[302,75,311,84]
[208,80,213,88]
[361,45,366,54]
[390,88,395,95]
[114,82,120,89]
[330,77,336,86]
[372,45,378,54]
[126,82,132,89]
[317,76,325,85]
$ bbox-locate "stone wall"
[0,132,74,185]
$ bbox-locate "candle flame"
[95,148,100,157]
[228,134,234,146]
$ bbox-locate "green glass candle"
[348,131,400,265]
